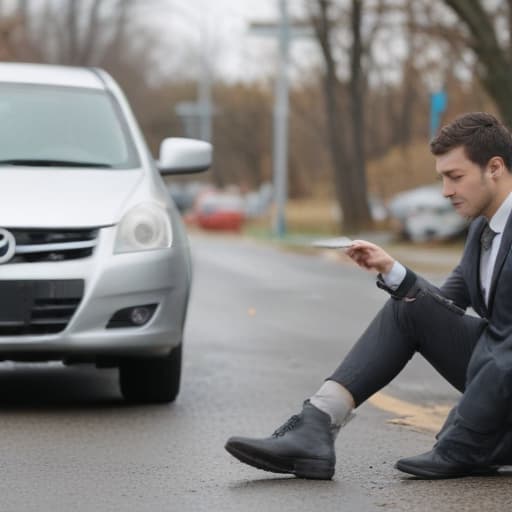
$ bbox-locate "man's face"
[435,146,495,219]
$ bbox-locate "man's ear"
[488,156,505,178]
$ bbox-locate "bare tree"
[309,0,372,233]
[5,0,142,67]
[216,83,275,188]
[0,14,17,60]
[348,0,370,227]
[438,0,512,127]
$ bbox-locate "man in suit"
[225,112,512,479]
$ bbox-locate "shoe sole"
[395,460,500,479]
[225,441,334,480]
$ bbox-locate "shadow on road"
[398,468,512,481]
[228,476,339,489]
[0,363,126,410]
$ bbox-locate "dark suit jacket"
[386,213,512,443]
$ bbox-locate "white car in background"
[0,62,211,403]
[388,184,468,242]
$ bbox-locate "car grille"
[0,280,84,335]
[9,228,98,263]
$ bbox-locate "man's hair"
[430,112,512,171]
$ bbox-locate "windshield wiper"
[0,159,113,168]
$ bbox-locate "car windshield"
[0,83,140,169]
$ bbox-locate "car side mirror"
[157,137,212,175]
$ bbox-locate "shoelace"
[272,414,302,437]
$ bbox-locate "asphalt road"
[1,233,511,511]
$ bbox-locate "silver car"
[0,63,211,403]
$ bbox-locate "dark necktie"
[480,222,497,251]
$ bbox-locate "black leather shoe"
[395,449,499,479]
[225,401,337,480]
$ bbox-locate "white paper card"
[312,237,354,249]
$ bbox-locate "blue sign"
[430,91,447,138]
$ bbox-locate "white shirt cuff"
[381,261,406,290]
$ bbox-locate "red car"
[195,193,245,231]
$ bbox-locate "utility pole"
[175,13,213,142]
[274,0,290,238]
[198,16,213,143]
[250,1,312,238]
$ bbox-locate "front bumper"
[0,226,191,360]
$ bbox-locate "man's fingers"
[347,246,371,257]
[345,240,393,274]
[346,243,387,272]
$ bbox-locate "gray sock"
[310,380,355,428]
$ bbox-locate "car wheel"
[119,344,182,403]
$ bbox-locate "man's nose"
[442,180,453,197]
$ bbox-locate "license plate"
[0,281,33,324]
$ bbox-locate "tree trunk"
[64,0,79,65]
[348,0,372,231]
[79,0,103,64]
[311,0,372,233]
[398,0,419,148]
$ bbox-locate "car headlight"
[114,203,173,254]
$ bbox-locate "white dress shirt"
[479,192,512,304]
[382,192,512,305]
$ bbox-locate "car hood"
[0,168,144,228]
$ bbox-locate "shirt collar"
[489,192,512,233]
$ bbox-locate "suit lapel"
[488,209,512,312]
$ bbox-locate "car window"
[0,83,140,169]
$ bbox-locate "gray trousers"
[329,288,512,463]
[329,289,487,407]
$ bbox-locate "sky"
[145,0,414,87]
[146,0,321,83]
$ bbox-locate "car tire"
[119,344,182,403]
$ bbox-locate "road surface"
[0,233,510,511]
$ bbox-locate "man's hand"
[345,240,395,274]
